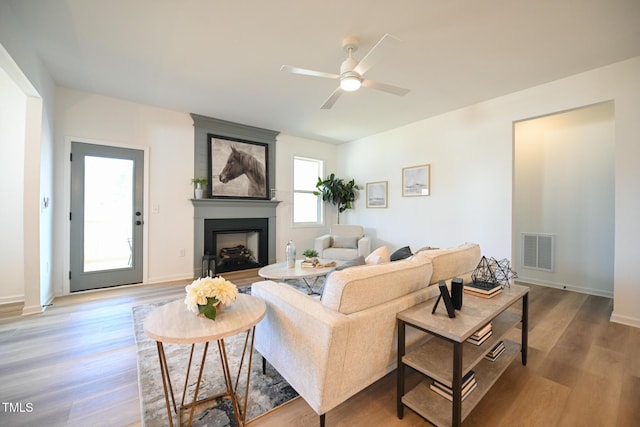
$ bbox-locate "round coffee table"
[258,259,343,295]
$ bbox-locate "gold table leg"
[154,325,257,426]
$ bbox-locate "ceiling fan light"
[341,75,361,92]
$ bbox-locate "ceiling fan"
[281,33,410,109]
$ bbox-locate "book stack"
[484,340,506,361]
[464,281,503,298]
[430,371,478,402]
[300,259,337,269]
[301,258,320,268]
[467,323,493,345]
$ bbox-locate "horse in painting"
[219,145,266,197]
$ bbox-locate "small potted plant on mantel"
[192,178,208,199]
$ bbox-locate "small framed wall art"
[402,164,430,197]
[366,181,388,208]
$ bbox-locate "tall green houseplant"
[314,173,359,224]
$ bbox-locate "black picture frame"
[437,280,456,318]
[207,134,269,199]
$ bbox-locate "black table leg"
[452,341,462,427]
[522,292,528,365]
[397,320,405,419]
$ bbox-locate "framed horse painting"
[207,134,269,199]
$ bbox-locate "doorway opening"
[513,101,614,297]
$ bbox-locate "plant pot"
[194,182,204,199]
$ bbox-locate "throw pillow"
[326,255,366,278]
[365,246,390,265]
[390,246,413,261]
[332,235,358,249]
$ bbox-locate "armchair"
[314,224,371,261]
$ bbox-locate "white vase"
[194,183,204,199]
[285,240,296,268]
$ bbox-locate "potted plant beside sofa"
[314,173,359,224]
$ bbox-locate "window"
[293,157,323,225]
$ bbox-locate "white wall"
[274,134,338,260]
[340,105,513,258]
[340,57,640,327]
[0,72,26,304]
[1,2,56,314]
[52,90,339,290]
[514,103,615,297]
[54,88,195,290]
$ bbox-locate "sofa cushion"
[415,246,437,254]
[365,246,390,265]
[332,235,358,249]
[390,246,413,261]
[329,224,364,238]
[416,242,481,284]
[322,255,433,314]
[323,247,358,260]
[328,255,366,276]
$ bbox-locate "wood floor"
[0,278,638,426]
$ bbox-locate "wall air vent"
[522,233,554,271]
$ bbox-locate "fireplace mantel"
[192,198,280,277]
[192,198,280,211]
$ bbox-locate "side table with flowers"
[144,278,265,427]
[184,276,239,320]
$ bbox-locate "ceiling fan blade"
[280,64,339,80]
[354,33,400,76]
[320,87,343,109]
[361,79,410,96]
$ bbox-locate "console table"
[144,294,266,427]
[397,283,529,426]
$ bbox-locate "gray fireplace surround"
[191,114,280,278]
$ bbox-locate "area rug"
[132,284,303,427]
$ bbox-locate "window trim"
[293,156,323,226]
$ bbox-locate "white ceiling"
[6,0,640,144]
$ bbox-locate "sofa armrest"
[357,236,371,257]
[314,234,331,254]
[252,281,350,415]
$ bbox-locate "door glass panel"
[83,156,134,272]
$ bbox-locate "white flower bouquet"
[184,276,238,320]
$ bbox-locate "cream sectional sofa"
[251,243,481,425]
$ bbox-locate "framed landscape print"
[402,164,430,197]
[208,134,269,199]
[366,181,388,208]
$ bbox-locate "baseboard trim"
[610,312,640,328]
[22,304,43,316]
[0,301,24,319]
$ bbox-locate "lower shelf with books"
[401,340,520,427]
[402,311,520,387]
